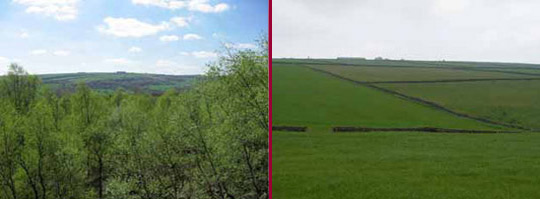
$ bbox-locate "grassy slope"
[273,131,540,199]
[311,65,533,82]
[379,80,540,129]
[273,61,540,199]
[272,64,499,130]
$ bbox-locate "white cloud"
[160,35,180,42]
[128,47,143,53]
[170,16,191,27]
[155,59,204,74]
[432,0,470,14]
[225,42,257,49]
[188,0,229,13]
[156,59,177,67]
[183,33,202,40]
[132,0,186,9]
[212,32,225,39]
[0,56,10,71]
[132,0,229,13]
[192,51,217,58]
[180,51,218,58]
[13,0,79,21]
[20,32,29,39]
[98,17,170,38]
[53,50,70,56]
[105,58,135,65]
[30,49,47,55]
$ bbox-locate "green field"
[379,80,540,129]
[37,72,198,94]
[311,65,533,82]
[273,59,540,198]
[272,65,497,130]
[273,131,540,199]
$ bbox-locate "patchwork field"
[272,59,540,198]
[38,72,198,94]
[379,80,540,130]
[310,65,535,82]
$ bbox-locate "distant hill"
[37,72,200,95]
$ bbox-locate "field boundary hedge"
[274,60,540,77]
[272,126,308,132]
[333,127,519,133]
[369,78,540,84]
[307,66,535,131]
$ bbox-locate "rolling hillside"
[273,58,540,199]
[37,72,199,95]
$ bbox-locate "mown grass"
[272,64,500,130]
[379,80,540,129]
[273,131,540,199]
[311,65,535,82]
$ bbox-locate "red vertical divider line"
[268,0,273,197]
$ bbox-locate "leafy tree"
[0,35,268,199]
[0,64,40,114]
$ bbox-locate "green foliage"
[0,36,268,199]
[0,64,40,114]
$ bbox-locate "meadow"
[310,65,533,82]
[272,64,497,130]
[272,58,540,198]
[379,80,540,130]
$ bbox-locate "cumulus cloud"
[132,0,186,9]
[0,57,9,74]
[30,49,47,55]
[0,56,10,67]
[128,47,143,53]
[131,0,229,13]
[53,50,70,56]
[105,58,135,65]
[20,32,29,39]
[183,33,202,40]
[155,59,204,74]
[212,32,225,39]
[225,42,257,49]
[192,51,217,58]
[13,0,79,21]
[160,35,180,42]
[98,17,170,37]
[180,51,218,58]
[188,0,229,13]
[170,16,191,27]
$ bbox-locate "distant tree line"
[0,38,268,199]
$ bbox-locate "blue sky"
[0,0,268,75]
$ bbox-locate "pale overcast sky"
[273,0,540,63]
[0,0,268,75]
